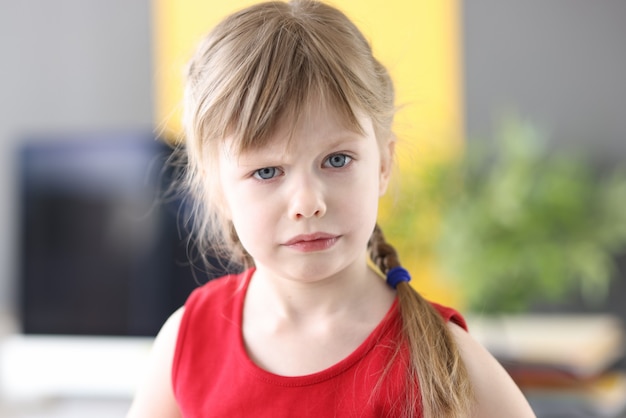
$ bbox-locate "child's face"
[218,102,393,283]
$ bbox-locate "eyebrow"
[230,125,368,165]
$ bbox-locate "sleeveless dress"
[172,268,467,417]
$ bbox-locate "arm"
[126,307,185,418]
[447,322,537,417]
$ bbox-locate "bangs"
[185,0,393,161]
[210,5,370,154]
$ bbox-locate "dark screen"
[17,132,219,336]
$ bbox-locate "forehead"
[223,99,372,157]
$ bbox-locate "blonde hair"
[180,1,472,416]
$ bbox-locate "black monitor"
[17,131,221,337]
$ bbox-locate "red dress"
[172,268,467,417]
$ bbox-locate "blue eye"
[253,167,280,180]
[325,154,352,168]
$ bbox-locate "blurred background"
[0,0,625,417]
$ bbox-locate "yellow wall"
[152,0,462,306]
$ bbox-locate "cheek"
[228,209,254,253]
[338,169,381,225]
[226,192,251,230]
[226,189,273,249]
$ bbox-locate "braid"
[367,224,473,417]
[368,224,400,273]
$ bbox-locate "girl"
[128,1,535,417]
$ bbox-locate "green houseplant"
[419,117,626,313]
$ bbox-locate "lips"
[282,232,340,252]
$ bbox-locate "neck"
[242,253,397,376]
[248,254,393,323]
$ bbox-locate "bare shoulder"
[447,322,537,418]
[126,307,185,418]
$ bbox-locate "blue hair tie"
[386,266,411,289]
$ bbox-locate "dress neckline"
[233,268,400,387]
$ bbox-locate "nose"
[287,175,327,220]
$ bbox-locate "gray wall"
[0,0,154,314]
[462,0,626,162]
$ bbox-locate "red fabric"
[172,268,467,418]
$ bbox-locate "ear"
[379,137,396,196]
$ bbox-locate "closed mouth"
[282,233,340,251]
